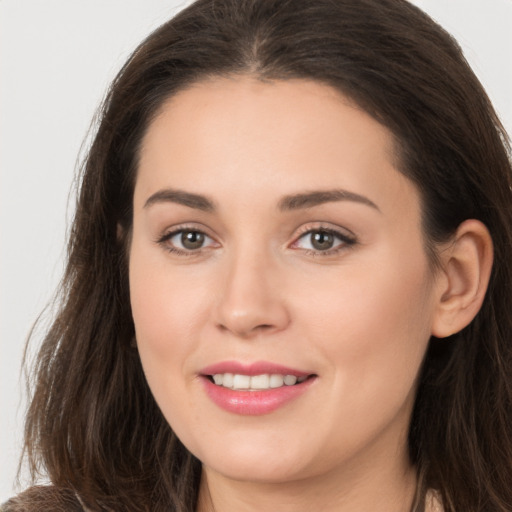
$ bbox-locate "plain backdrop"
[1,0,511,502]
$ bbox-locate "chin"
[184,429,313,483]
[204,454,309,484]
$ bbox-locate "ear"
[431,219,493,338]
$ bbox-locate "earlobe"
[431,219,493,338]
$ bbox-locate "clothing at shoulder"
[426,489,444,512]
[2,486,85,512]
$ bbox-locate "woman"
[4,0,512,510]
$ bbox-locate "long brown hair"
[15,0,512,510]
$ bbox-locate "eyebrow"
[278,189,380,212]
[143,187,380,213]
[144,189,215,212]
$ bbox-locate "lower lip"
[201,376,315,415]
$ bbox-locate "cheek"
[295,248,434,424]
[128,242,212,403]
[328,263,432,352]
[129,237,209,343]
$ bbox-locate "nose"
[214,248,290,338]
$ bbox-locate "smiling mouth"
[206,373,315,391]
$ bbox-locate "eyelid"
[293,222,356,239]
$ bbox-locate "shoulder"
[2,486,85,512]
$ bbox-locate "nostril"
[216,320,280,338]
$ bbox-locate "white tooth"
[213,374,223,385]
[297,376,308,383]
[233,374,251,390]
[222,373,234,388]
[283,375,297,386]
[269,374,284,388]
[250,374,270,389]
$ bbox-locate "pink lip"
[200,360,311,377]
[199,360,316,415]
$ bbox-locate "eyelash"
[156,224,357,257]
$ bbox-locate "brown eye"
[181,230,205,250]
[311,231,335,250]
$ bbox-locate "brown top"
[1,486,83,511]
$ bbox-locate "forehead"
[136,76,418,220]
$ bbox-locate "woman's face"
[130,77,440,484]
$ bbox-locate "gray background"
[1,0,511,502]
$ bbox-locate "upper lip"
[200,360,313,377]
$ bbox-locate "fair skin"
[129,77,492,512]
